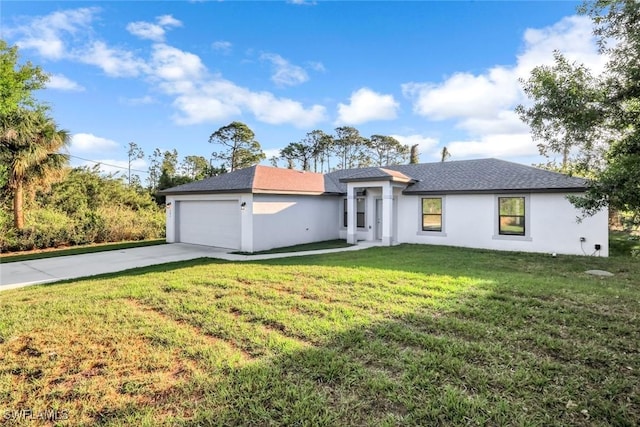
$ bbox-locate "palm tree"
[440,146,451,162]
[1,108,69,229]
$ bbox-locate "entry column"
[346,184,357,244]
[382,183,393,246]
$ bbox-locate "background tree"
[0,163,7,189]
[209,121,265,171]
[180,155,210,180]
[279,142,314,171]
[1,108,69,229]
[367,135,409,166]
[409,144,420,164]
[519,0,640,215]
[516,51,604,174]
[0,41,48,115]
[0,41,68,230]
[146,148,162,191]
[127,141,144,186]
[333,126,367,169]
[440,146,451,162]
[303,130,333,172]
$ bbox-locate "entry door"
[375,198,383,240]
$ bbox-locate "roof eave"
[402,187,587,195]
[339,176,416,184]
[159,188,253,195]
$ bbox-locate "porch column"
[346,184,357,244]
[382,183,393,246]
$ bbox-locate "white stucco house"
[161,158,609,256]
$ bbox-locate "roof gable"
[254,166,325,193]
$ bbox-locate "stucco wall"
[396,192,609,256]
[252,194,341,252]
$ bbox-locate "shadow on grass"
[103,290,637,425]
[5,244,639,425]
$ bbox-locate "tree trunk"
[14,179,25,230]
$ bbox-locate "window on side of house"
[498,197,526,236]
[422,198,442,232]
[343,197,366,228]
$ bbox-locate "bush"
[97,205,165,242]
[1,167,166,253]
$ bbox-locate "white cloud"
[157,15,182,28]
[260,53,309,87]
[262,148,282,160]
[70,133,119,153]
[457,110,530,136]
[171,77,327,127]
[150,43,205,81]
[287,0,317,5]
[80,41,149,77]
[120,95,156,106]
[126,22,166,42]
[517,15,605,76]
[9,8,326,128]
[126,15,182,42]
[212,40,233,54]
[306,61,326,72]
[8,7,98,59]
[336,88,399,125]
[447,134,537,159]
[47,74,84,91]
[402,15,603,161]
[390,134,439,159]
[402,66,519,121]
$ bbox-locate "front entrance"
[375,198,383,240]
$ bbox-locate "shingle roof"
[253,166,325,193]
[338,167,415,183]
[383,159,588,194]
[160,159,588,195]
[160,165,326,194]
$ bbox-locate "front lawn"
[0,245,638,425]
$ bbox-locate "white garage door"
[178,201,241,249]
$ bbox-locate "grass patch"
[610,230,640,257]
[0,239,166,263]
[0,244,638,425]
[232,239,353,255]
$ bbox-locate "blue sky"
[1,1,604,179]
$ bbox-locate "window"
[422,198,442,232]
[499,197,526,236]
[343,197,365,228]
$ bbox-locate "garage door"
[177,201,241,249]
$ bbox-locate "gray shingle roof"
[160,166,256,194]
[387,159,587,194]
[160,158,587,195]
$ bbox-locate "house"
[161,158,609,256]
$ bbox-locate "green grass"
[610,230,640,257]
[0,244,638,426]
[0,239,166,263]
[232,239,353,255]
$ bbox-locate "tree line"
[133,121,420,197]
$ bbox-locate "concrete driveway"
[0,243,231,291]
